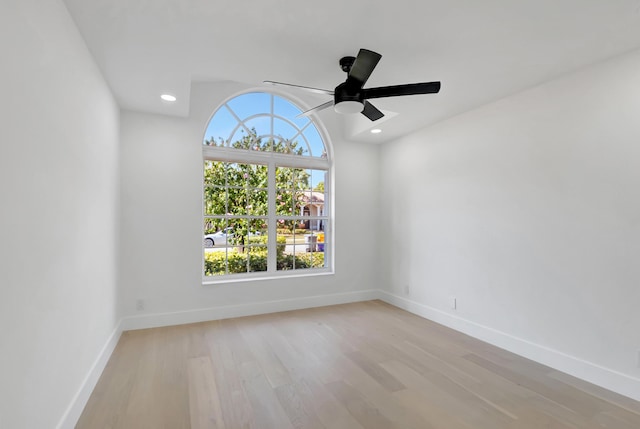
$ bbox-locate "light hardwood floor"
[77,300,640,428]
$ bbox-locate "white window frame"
[202,92,333,284]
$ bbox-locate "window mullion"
[267,161,277,272]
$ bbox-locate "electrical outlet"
[451,296,457,310]
[136,299,145,311]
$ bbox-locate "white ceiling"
[62,0,640,143]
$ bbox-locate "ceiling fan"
[264,48,441,121]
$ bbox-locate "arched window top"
[204,92,327,158]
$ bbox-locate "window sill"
[202,268,334,286]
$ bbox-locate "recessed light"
[161,94,177,102]
[370,128,382,134]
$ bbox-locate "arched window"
[202,92,331,280]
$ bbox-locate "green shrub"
[276,251,324,270]
[296,251,324,268]
[204,251,247,275]
[276,235,286,256]
[204,242,323,276]
[248,235,267,245]
[204,250,270,275]
[248,250,268,272]
[204,236,288,275]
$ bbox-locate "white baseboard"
[379,290,640,402]
[121,289,379,331]
[56,320,124,429]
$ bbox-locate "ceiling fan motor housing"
[334,81,364,113]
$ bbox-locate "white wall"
[380,49,640,399]
[118,82,380,326]
[0,1,121,427]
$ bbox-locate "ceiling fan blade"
[363,82,441,99]
[346,49,382,88]
[263,80,334,96]
[361,101,384,121]
[297,100,334,118]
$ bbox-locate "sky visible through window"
[204,92,327,188]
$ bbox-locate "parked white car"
[204,228,262,247]
[203,227,234,247]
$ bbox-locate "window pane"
[317,231,326,267]
[274,95,309,128]
[276,189,293,215]
[294,168,310,189]
[308,169,326,193]
[276,223,293,271]
[290,140,308,156]
[272,137,289,154]
[229,127,253,149]
[204,160,227,187]
[294,137,311,156]
[227,218,248,247]
[248,190,268,216]
[248,246,268,272]
[204,186,225,215]
[276,166,291,190]
[204,106,237,146]
[248,219,268,237]
[244,116,272,140]
[291,240,305,270]
[294,189,306,215]
[303,124,325,157]
[286,137,309,156]
[225,163,243,187]
[273,118,298,141]
[204,223,233,248]
[204,218,227,239]
[226,247,249,274]
[247,164,268,188]
[307,169,327,222]
[226,187,247,215]
[227,92,271,120]
[204,253,225,276]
